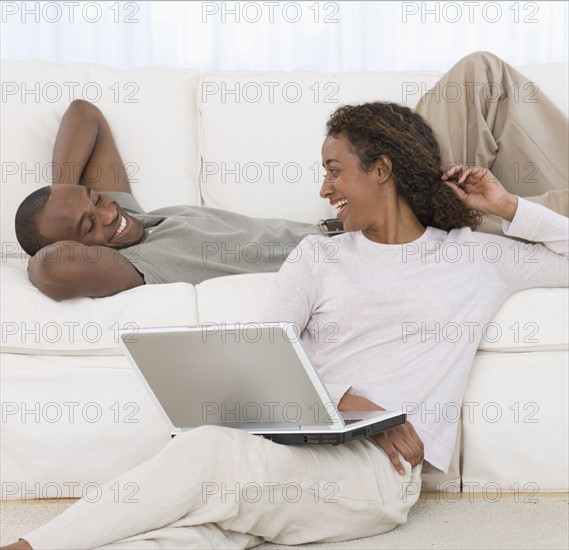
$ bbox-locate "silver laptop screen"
[120,324,336,429]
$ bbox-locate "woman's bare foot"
[0,539,32,549]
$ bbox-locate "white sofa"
[1,57,567,501]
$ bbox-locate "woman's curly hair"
[326,102,482,231]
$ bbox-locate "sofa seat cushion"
[0,353,171,499]
[0,259,198,355]
[476,288,568,352]
[462,350,568,491]
[4,262,566,354]
[196,272,278,323]
[196,274,568,353]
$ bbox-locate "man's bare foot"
[0,539,32,549]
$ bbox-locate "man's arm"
[52,99,131,193]
[28,241,144,300]
[36,100,143,300]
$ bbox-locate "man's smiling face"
[37,184,145,248]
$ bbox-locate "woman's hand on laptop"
[338,393,424,475]
[370,422,424,475]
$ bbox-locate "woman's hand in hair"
[441,164,519,222]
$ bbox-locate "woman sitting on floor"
[4,101,567,550]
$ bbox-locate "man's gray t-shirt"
[107,192,322,285]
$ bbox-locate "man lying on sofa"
[15,52,568,301]
[16,95,325,300]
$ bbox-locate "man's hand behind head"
[28,240,144,301]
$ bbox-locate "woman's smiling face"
[320,133,392,233]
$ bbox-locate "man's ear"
[376,155,393,184]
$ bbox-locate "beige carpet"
[1,495,568,549]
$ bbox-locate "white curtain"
[1,1,567,71]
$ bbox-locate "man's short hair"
[15,186,52,256]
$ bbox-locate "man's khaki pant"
[415,51,568,235]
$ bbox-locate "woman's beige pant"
[24,426,422,549]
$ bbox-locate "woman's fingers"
[372,431,406,474]
[395,439,417,469]
[443,179,468,202]
[442,164,480,183]
[382,439,408,475]
[441,164,463,180]
[372,422,425,474]
[404,422,425,464]
[395,424,423,467]
[443,164,490,185]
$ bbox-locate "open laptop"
[119,322,406,444]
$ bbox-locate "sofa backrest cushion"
[198,70,442,223]
[516,63,568,117]
[1,60,201,255]
[0,258,198,354]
